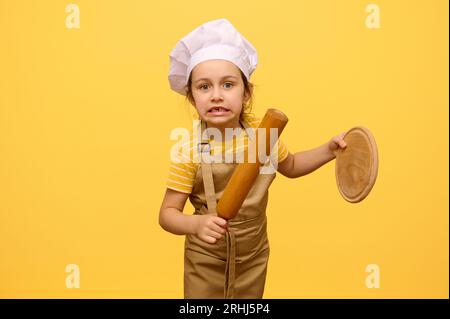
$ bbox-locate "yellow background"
[0,0,448,298]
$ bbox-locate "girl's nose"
[211,87,224,101]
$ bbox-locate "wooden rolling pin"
[216,108,289,220]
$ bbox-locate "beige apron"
[184,119,277,299]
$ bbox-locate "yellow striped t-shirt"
[166,115,289,194]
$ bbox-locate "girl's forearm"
[291,142,335,178]
[159,208,197,236]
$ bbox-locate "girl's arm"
[277,133,347,178]
[159,189,196,235]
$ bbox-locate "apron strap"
[199,120,218,215]
[224,229,236,298]
[198,119,250,299]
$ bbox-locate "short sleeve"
[166,144,198,194]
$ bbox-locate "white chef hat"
[168,18,258,96]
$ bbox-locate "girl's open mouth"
[208,107,230,116]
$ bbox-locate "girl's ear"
[243,83,253,104]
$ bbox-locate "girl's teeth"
[211,108,227,112]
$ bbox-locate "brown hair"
[184,69,255,121]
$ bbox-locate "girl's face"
[190,59,249,129]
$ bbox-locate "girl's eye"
[198,82,233,90]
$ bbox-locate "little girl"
[159,18,347,299]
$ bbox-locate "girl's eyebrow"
[194,75,238,83]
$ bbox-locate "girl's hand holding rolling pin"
[193,214,228,244]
